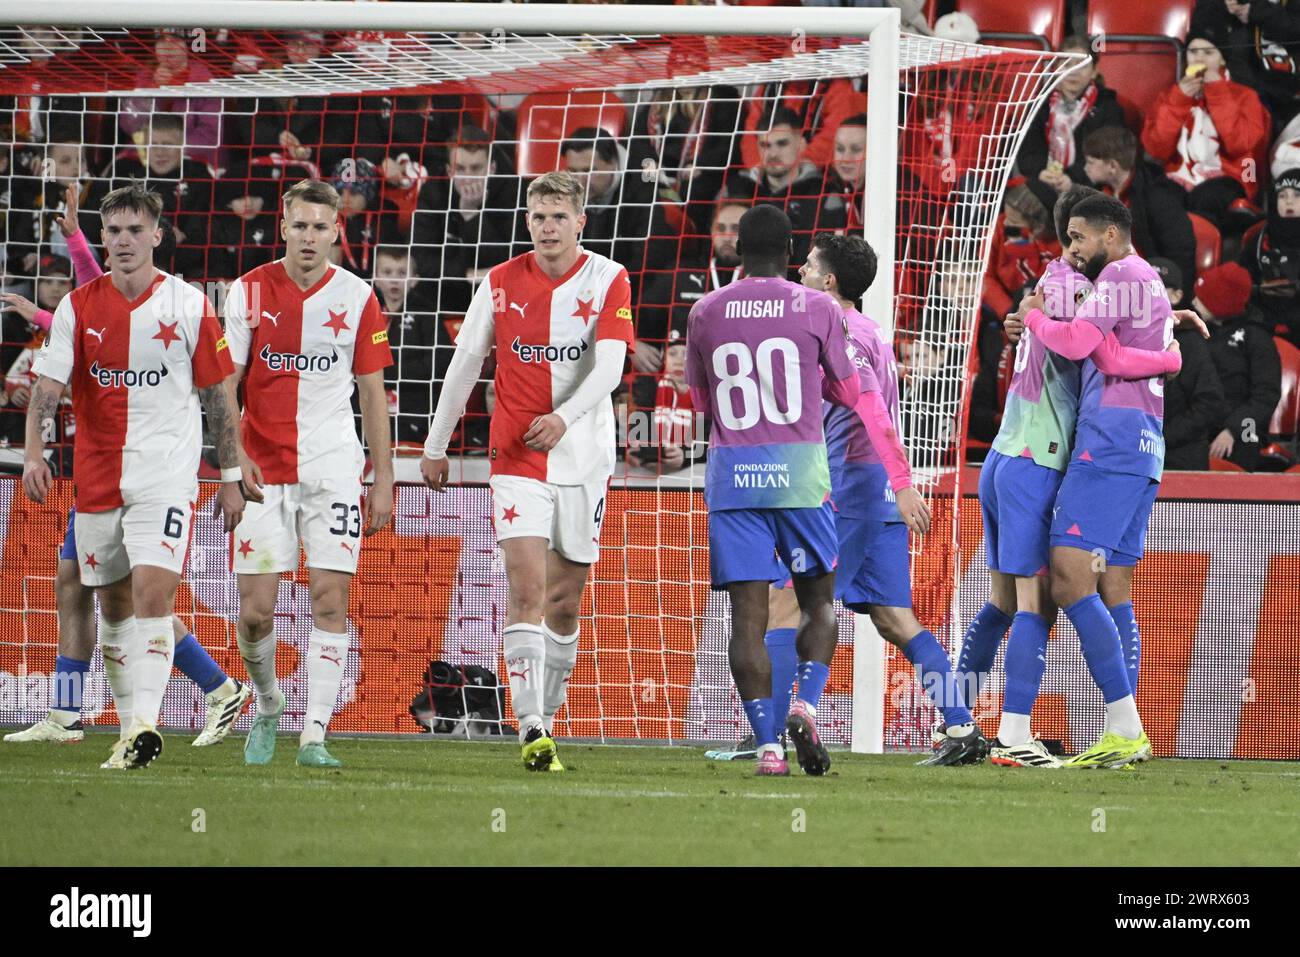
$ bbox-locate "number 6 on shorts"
[163,506,185,539]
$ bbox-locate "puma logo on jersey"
[89,361,169,388]
[321,654,341,666]
[509,301,527,317]
[86,327,106,343]
[340,541,355,555]
[259,343,340,373]
[261,310,280,326]
[511,336,589,363]
[158,541,178,556]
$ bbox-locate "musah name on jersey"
[724,299,785,319]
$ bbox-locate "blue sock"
[1065,594,1130,704]
[956,601,1012,706]
[795,660,830,711]
[51,655,90,715]
[741,697,777,747]
[1109,602,1140,695]
[903,630,973,728]
[1003,612,1050,717]
[173,633,228,695]
[764,628,798,730]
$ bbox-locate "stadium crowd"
[0,0,1295,478]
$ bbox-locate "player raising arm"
[421,171,632,773]
[23,183,247,770]
[687,206,860,777]
[224,179,394,770]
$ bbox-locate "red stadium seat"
[1261,337,1300,469]
[1087,0,1189,126]
[1241,219,1267,252]
[516,92,627,177]
[461,93,494,136]
[1188,213,1221,274]
[956,0,1064,50]
[1097,45,1181,126]
[1087,0,1195,41]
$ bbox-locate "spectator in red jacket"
[1191,0,1300,128]
[1141,29,1270,234]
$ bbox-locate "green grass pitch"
[2,731,1296,866]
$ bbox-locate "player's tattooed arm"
[199,381,250,531]
[223,368,265,501]
[24,376,63,451]
[22,376,65,504]
[198,382,241,470]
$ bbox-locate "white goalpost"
[0,1,1084,749]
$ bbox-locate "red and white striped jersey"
[34,270,233,512]
[460,248,633,484]
[224,261,393,485]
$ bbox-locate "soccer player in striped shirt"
[23,183,248,770]
[686,206,860,776]
[422,172,633,773]
[4,183,251,749]
[225,179,394,769]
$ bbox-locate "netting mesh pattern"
[1,480,1295,760]
[0,29,1017,99]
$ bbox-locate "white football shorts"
[231,477,365,576]
[488,474,608,565]
[74,498,195,587]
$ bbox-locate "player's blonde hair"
[527,170,585,214]
[100,182,164,224]
[282,179,341,215]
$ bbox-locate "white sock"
[130,617,174,730]
[541,622,579,735]
[301,627,348,746]
[205,677,239,702]
[49,709,80,728]
[997,712,1031,746]
[502,623,546,740]
[1106,695,1143,740]
[100,616,137,735]
[237,629,283,715]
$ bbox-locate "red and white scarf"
[1171,100,1224,190]
[1045,83,1099,169]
